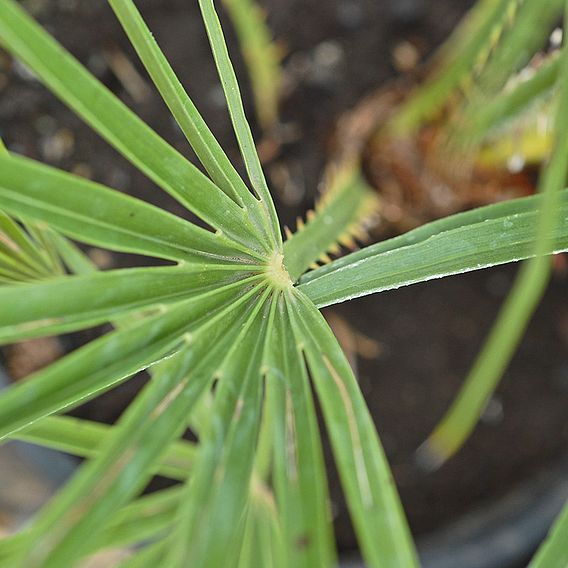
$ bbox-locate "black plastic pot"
[341,458,568,568]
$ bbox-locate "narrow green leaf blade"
[0,457,182,562]
[11,285,263,567]
[0,153,255,263]
[474,0,563,96]
[16,348,196,568]
[96,487,181,554]
[461,52,560,147]
[0,248,45,282]
[289,290,418,568]
[167,290,273,567]
[0,211,55,275]
[0,265,259,343]
[0,0,264,252]
[11,415,195,481]
[238,489,285,568]
[107,0,268,232]
[221,0,281,130]
[47,231,97,275]
[0,279,260,440]
[299,190,568,307]
[198,0,282,250]
[529,501,568,568]
[266,294,336,567]
[390,0,517,131]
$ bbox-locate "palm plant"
[0,1,567,567]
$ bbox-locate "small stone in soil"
[480,397,504,426]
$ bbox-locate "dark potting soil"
[2,0,567,552]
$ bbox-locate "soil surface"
[2,0,567,555]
